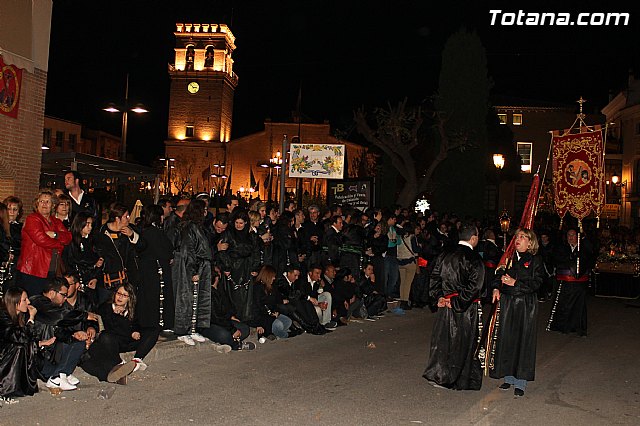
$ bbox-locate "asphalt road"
[1,296,639,425]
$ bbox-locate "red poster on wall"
[0,55,23,119]
[552,129,605,227]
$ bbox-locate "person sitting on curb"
[80,283,160,384]
[197,271,255,351]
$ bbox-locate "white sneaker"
[46,376,77,391]
[213,344,232,354]
[190,332,207,343]
[177,335,196,346]
[132,357,148,372]
[60,373,80,386]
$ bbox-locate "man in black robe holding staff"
[423,222,485,390]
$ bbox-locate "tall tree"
[432,29,490,217]
[354,99,471,207]
[353,30,490,210]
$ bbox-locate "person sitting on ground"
[80,283,159,384]
[330,267,365,325]
[197,271,255,351]
[357,262,387,318]
[0,287,56,403]
[294,265,338,330]
[251,265,298,340]
[30,277,97,391]
[275,265,326,335]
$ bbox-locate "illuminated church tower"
[164,23,238,193]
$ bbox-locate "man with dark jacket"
[276,266,327,334]
[30,277,97,391]
[423,222,484,390]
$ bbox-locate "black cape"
[423,243,484,390]
[489,252,543,381]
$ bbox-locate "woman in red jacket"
[16,190,71,296]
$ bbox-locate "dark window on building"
[186,45,195,71]
[56,131,64,148]
[205,46,214,68]
[185,125,195,138]
[69,134,77,151]
[43,128,51,148]
[514,185,530,213]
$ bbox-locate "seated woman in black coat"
[331,268,365,325]
[251,265,298,340]
[80,284,160,384]
[0,287,56,403]
[357,262,387,318]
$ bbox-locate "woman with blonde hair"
[489,228,544,397]
[16,190,71,296]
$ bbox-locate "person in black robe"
[489,228,544,397]
[270,211,299,276]
[0,287,56,402]
[547,229,593,336]
[172,200,212,345]
[217,209,261,324]
[423,222,484,390]
[476,228,502,305]
[137,204,175,331]
[2,196,23,290]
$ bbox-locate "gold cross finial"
[577,96,587,120]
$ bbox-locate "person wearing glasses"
[30,277,97,391]
[80,284,159,384]
[16,190,71,296]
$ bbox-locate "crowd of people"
[0,170,598,404]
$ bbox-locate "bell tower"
[164,23,238,193]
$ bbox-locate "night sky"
[45,0,640,165]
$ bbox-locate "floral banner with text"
[289,144,345,179]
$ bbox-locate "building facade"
[0,1,53,202]
[601,73,640,227]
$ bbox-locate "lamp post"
[210,164,227,195]
[279,135,289,214]
[500,210,511,251]
[493,153,505,218]
[103,73,148,161]
[611,172,628,225]
[158,158,175,195]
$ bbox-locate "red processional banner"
[0,55,23,119]
[552,129,604,224]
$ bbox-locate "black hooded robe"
[423,243,484,390]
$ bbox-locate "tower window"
[185,125,195,138]
[205,46,214,68]
[186,45,195,71]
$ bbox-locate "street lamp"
[611,172,628,224]
[500,210,511,251]
[159,157,175,195]
[103,73,148,161]
[280,135,289,214]
[209,164,227,195]
[493,153,505,218]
